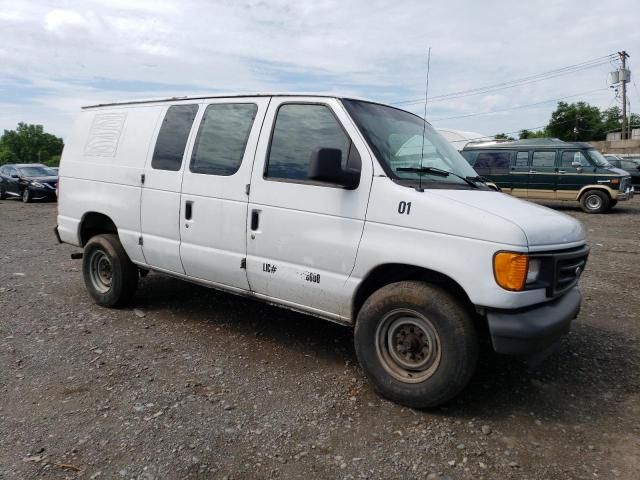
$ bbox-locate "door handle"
[251,209,260,231]
[185,201,193,220]
[529,170,537,174]
[558,170,566,174]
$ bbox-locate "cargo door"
[140,103,199,274]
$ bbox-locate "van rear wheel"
[354,281,478,409]
[82,234,138,307]
[580,190,609,213]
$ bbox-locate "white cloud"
[45,9,87,33]
[0,0,638,138]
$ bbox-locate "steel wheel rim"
[89,250,113,293]
[375,308,442,384]
[585,194,602,210]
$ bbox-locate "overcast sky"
[1,0,639,139]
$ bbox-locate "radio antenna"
[418,47,432,192]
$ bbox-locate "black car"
[0,163,58,202]
[604,155,640,191]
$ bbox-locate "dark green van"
[461,138,634,213]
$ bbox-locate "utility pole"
[619,51,630,139]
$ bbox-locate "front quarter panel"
[346,178,551,317]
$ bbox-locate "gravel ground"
[1,198,639,480]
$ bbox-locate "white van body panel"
[58,105,164,264]
[351,178,586,311]
[428,189,586,248]
[246,97,374,318]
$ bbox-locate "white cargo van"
[56,94,589,408]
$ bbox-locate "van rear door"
[528,150,558,199]
[510,151,530,197]
[178,98,269,290]
[140,103,199,274]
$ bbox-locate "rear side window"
[266,103,358,182]
[514,151,529,167]
[152,104,198,171]
[190,103,258,176]
[473,151,511,174]
[560,151,588,167]
[532,151,556,168]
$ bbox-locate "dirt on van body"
[1,198,639,480]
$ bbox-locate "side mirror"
[308,148,359,189]
[11,174,19,179]
[571,161,583,168]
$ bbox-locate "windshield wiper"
[465,175,490,185]
[397,166,479,188]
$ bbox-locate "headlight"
[526,258,541,284]
[493,252,528,291]
[30,181,44,188]
[493,253,544,291]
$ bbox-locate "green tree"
[494,132,515,140]
[519,128,548,139]
[546,101,604,141]
[0,123,64,166]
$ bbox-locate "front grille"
[620,177,630,191]
[529,246,590,298]
[553,253,588,296]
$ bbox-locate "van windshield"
[342,99,481,188]
[18,166,52,177]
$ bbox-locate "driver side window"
[560,151,588,168]
[266,103,360,183]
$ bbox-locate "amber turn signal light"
[493,252,529,291]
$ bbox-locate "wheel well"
[351,264,474,322]
[79,212,117,246]
[578,187,611,201]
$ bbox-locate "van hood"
[604,166,631,176]
[429,189,586,248]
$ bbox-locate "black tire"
[608,199,618,210]
[354,281,478,409]
[22,188,31,203]
[579,189,609,213]
[0,188,6,200]
[82,234,138,307]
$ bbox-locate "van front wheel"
[82,234,138,307]
[354,281,478,409]
[580,190,610,213]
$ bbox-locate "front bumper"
[617,186,634,201]
[487,287,581,355]
[27,186,57,200]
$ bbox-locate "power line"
[394,54,616,106]
[430,87,607,122]
[399,59,613,105]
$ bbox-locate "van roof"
[82,93,374,110]
[462,138,594,150]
